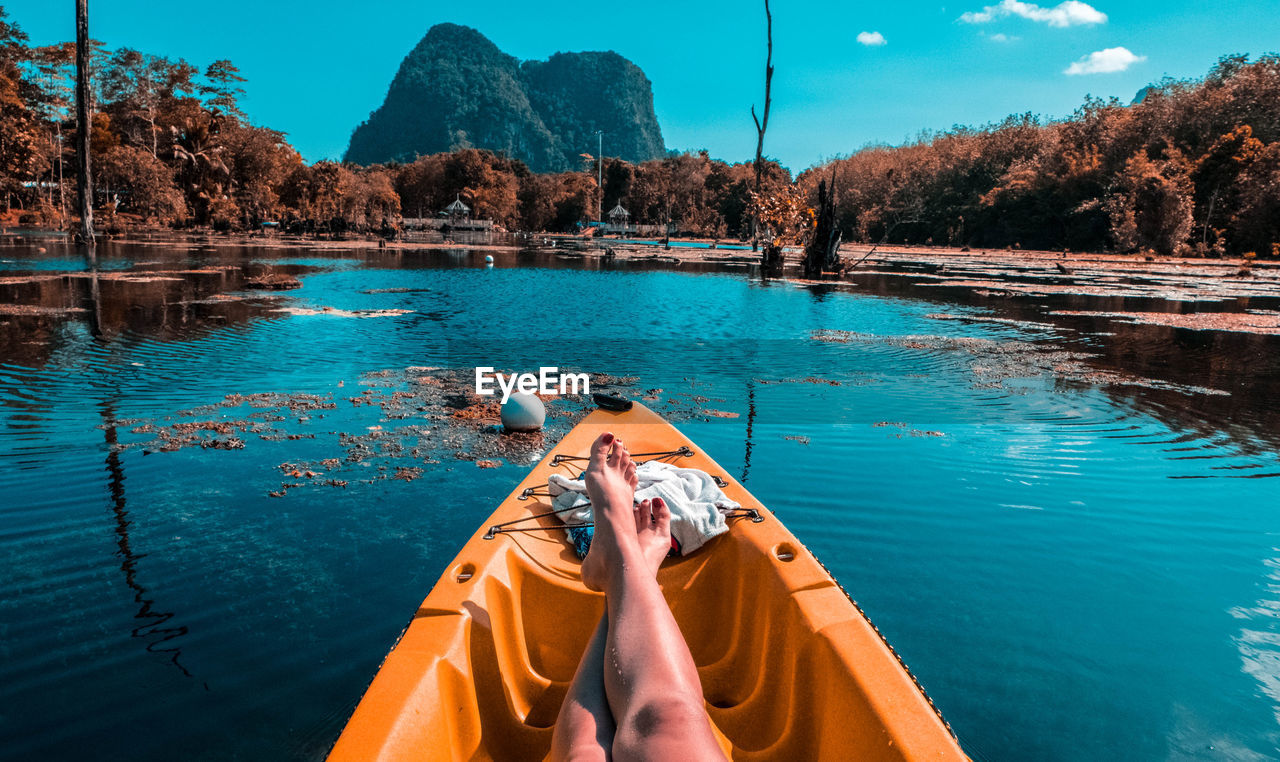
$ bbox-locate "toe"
[625,461,637,487]
[636,498,652,531]
[652,497,671,529]
[590,432,614,466]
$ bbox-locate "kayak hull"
[329,403,965,761]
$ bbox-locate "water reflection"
[741,380,756,484]
[1,240,1277,453]
[99,399,201,685]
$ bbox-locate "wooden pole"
[75,0,94,250]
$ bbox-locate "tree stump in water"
[804,175,842,278]
[761,242,785,275]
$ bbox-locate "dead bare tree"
[75,0,94,251]
[804,169,842,277]
[751,0,773,254]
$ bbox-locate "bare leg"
[550,615,614,762]
[552,495,676,761]
[551,450,644,761]
[581,433,725,761]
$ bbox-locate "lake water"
[2,242,1279,760]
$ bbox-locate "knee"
[626,696,708,739]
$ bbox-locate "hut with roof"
[444,195,471,223]
[605,202,632,234]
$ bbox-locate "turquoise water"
[2,244,1279,760]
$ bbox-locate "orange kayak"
[328,402,966,760]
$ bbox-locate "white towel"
[547,460,739,554]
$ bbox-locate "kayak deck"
[328,403,966,761]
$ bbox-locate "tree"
[1191,125,1262,252]
[517,172,558,231]
[747,182,810,270]
[1232,142,1280,257]
[199,59,246,122]
[443,149,521,225]
[26,43,76,223]
[220,123,302,225]
[97,143,186,222]
[165,98,229,223]
[0,9,40,213]
[1106,147,1195,257]
[100,48,186,157]
[750,0,774,252]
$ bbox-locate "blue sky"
[5,1,1278,172]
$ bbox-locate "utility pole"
[75,0,94,251]
[595,130,603,223]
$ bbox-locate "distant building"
[397,194,493,243]
[605,203,635,235]
[444,196,471,223]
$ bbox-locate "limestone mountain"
[345,24,666,172]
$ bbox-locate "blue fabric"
[567,525,594,558]
[566,524,681,559]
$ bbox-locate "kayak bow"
[329,402,966,761]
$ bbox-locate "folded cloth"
[548,460,739,555]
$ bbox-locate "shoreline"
[4,225,1274,268]
[2,230,1277,336]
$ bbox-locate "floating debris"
[201,437,246,450]
[702,409,740,419]
[451,397,502,421]
[872,422,945,439]
[1050,310,1280,336]
[272,306,413,318]
[814,329,1230,397]
[244,272,301,290]
[926,313,1061,331]
[0,304,88,315]
[392,467,423,482]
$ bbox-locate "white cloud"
[1064,46,1146,74]
[857,30,887,46]
[987,32,1018,42]
[960,0,1106,27]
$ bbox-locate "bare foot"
[580,432,642,591]
[635,497,673,575]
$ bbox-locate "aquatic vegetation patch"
[244,272,302,290]
[1050,310,1280,336]
[272,306,413,318]
[103,367,636,498]
[925,313,1062,331]
[754,377,844,386]
[0,304,88,315]
[873,421,947,438]
[811,329,1230,398]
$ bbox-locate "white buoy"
[485,254,494,263]
[501,392,545,432]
